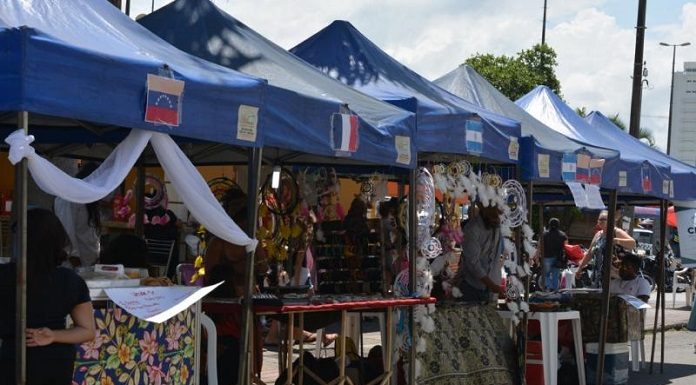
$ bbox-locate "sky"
[130,0,696,152]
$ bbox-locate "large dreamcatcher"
[501,179,527,228]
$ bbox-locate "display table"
[73,295,202,385]
[204,296,436,385]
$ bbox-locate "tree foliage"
[465,44,561,101]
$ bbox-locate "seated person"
[609,251,651,303]
[100,234,149,269]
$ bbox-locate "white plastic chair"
[672,268,694,308]
[200,313,218,385]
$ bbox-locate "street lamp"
[660,41,691,155]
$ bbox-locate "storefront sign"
[676,206,696,266]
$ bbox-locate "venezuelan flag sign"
[145,74,185,126]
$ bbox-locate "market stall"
[0,1,370,384]
[290,20,540,385]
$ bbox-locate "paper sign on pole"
[105,282,223,324]
[584,183,606,209]
[566,182,588,208]
[508,137,519,161]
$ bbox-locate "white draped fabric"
[5,129,257,251]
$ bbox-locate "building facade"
[670,61,696,166]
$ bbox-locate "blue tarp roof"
[0,0,272,147]
[138,0,416,168]
[585,111,696,201]
[434,65,620,182]
[290,20,522,164]
[516,86,671,198]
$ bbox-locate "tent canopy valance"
[517,86,672,199]
[0,0,267,148]
[434,65,620,183]
[139,0,416,169]
[290,20,522,164]
[585,111,696,201]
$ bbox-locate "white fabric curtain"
[5,129,257,251]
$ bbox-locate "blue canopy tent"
[139,0,416,169]
[290,20,521,165]
[517,86,672,199]
[585,111,696,201]
[434,65,620,183]
[0,0,273,148]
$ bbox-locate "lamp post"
[660,41,690,155]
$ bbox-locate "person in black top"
[540,218,568,292]
[0,208,95,385]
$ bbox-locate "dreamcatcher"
[143,174,167,209]
[207,176,240,203]
[260,167,299,216]
[501,179,527,228]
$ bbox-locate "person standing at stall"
[455,201,504,302]
[0,208,95,385]
[54,162,102,267]
[578,210,636,288]
[204,188,268,385]
[540,218,568,292]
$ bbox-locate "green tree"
[465,43,561,101]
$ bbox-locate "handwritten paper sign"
[105,282,223,324]
[566,181,587,208]
[618,294,651,310]
[584,183,606,209]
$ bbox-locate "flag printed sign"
[562,153,577,181]
[576,153,591,183]
[465,120,483,154]
[145,74,185,126]
[589,158,605,185]
[331,113,359,152]
[641,162,652,193]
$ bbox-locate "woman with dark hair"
[0,208,95,385]
[54,162,102,267]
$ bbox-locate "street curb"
[644,323,688,333]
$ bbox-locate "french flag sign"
[465,120,483,154]
[641,162,652,193]
[331,113,359,152]
[562,152,577,181]
[145,74,185,126]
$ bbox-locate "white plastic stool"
[529,310,585,385]
[200,313,218,385]
[627,308,646,372]
[672,268,694,308]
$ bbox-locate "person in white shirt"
[54,162,101,267]
[609,251,651,302]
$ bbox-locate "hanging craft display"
[207,176,240,203]
[260,167,299,216]
[501,179,527,228]
[143,174,167,209]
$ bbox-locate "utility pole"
[628,0,647,138]
[542,0,548,45]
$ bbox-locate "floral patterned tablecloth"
[72,306,196,385]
